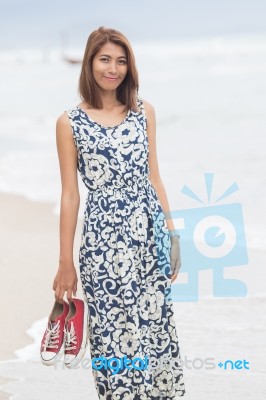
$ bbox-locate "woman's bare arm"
[144,99,175,231]
[52,112,80,302]
[144,99,181,283]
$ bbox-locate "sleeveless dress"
[66,95,186,400]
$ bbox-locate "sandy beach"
[0,192,86,399]
[0,191,86,358]
[0,192,58,360]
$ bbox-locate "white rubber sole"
[40,342,64,366]
[64,301,89,369]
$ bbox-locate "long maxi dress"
[66,95,186,399]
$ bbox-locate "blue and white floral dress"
[66,95,185,399]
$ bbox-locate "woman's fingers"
[58,287,66,304]
[54,285,65,304]
[52,267,77,302]
[54,283,77,303]
[74,281,78,296]
[67,288,73,302]
[171,273,178,283]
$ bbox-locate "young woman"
[53,26,185,398]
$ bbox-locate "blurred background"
[0,0,265,399]
[0,0,265,221]
[0,0,266,225]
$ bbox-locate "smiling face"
[92,41,128,92]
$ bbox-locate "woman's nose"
[107,62,117,73]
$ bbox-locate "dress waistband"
[87,176,151,196]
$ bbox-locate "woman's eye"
[100,58,127,64]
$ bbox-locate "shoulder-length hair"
[78,26,140,112]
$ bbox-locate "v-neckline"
[76,106,131,129]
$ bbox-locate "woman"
[53,26,185,399]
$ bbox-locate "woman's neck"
[98,90,121,110]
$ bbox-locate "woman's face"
[92,41,128,92]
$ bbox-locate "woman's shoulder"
[56,105,80,124]
[137,96,155,118]
[56,111,69,125]
[56,107,78,131]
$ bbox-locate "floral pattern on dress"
[66,95,185,399]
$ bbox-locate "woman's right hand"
[52,262,78,304]
[170,234,181,284]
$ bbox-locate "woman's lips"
[104,76,118,81]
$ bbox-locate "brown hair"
[78,26,139,112]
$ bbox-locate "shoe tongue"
[49,320,57,329]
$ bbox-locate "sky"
[0,0,266,50]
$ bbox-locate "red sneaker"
[40,300,69,366]
[64,298,89,368]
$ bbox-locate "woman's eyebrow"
[99,54,127,59]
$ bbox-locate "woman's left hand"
[170,235,181,283]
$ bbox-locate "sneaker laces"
[64,321,77,351]
[42,320,60,351]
